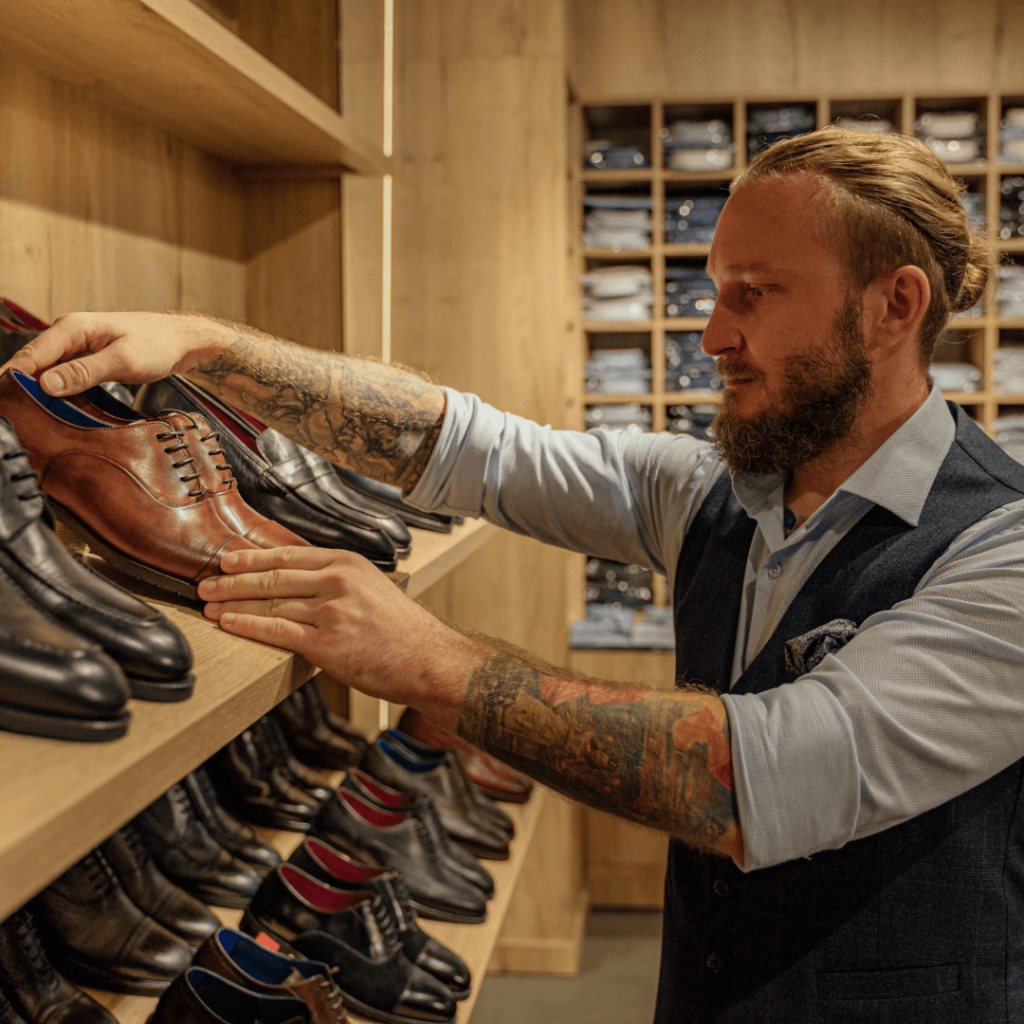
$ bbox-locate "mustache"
[714,359,764,383]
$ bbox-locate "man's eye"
[747,285,768,297]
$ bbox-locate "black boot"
[306,680,368,755]
[0,909,115,1023]
[271,683,364,770]
[257,716,333,804]
[100,823,219,947]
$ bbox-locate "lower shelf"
[85,785,547,1024]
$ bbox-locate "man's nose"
[700,303,741,358]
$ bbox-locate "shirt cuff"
[723,677,862,871]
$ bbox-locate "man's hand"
[198,546,487,726]
[1,311,233,395]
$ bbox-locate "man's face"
[703,173,874,475]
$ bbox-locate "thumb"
[37,353,121,396]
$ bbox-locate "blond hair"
[733,126,991,365]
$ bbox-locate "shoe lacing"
[314,966,346,1020]
[155,429,206,500]
[76,851,115,898]
[384,873,417,929]
[412,816,440,862]
[1,448,42,503]
[121,821,155,867]
[9,911,54,983]
[367,896,401,954]
[198,431,237,490]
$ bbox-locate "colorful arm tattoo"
[457,654,743,860]
[192,329,445,491]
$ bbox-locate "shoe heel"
[238,914,303,958]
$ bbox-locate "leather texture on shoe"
[257,716,333,804]
[134,784,261,909]
[31,850,193,997]
[342,771,494,900]
[313,790,487,924]
[135,377,398,569]
[361,741,511,860]
[0,910,116,1024]
[242,866,455,1024]
[397,708,533,803]
[0,558,130,743]
[183,768,282,873]
[271,685,364,771]
[331,468,454,534]
[207,727,320,833]
[299,449,411,556]
[290,838,470,1000]
[149,967,311,1024]
[305,680,369,754]
[0,370,261,599]
[193,928,346,1024]
[100,823,219,947]
[0,414,194,702]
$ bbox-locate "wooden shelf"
[397,519,500,599]
[0,0,385,172]
[579,169,654,182]
[582,247,653,259]
[85,787,549,1024]
[663,243,713,257]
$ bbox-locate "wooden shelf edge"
[397,519,500,599]
[0,0,385,172]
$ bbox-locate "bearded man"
[11,127,1024,1023]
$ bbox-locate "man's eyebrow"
[706,260,785,277]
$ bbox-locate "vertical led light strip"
[379,0,395,734]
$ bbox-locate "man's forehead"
[705,256,799,280]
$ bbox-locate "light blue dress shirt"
[406,385,1024,871]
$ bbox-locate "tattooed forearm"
[457,653,743,860]
[190,327,445,490]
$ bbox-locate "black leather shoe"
[0,416,195,702]
[331,469,455,534]
[206,727,320,832]
[150,967,311,1024]
[342,771,494,899]
[305,680,369,754]
[271,682,365,771]
[100,823,219,947]
[134,784,262,909]
[290,838,470,1000]
[0,910,116,1023]
[134,377,398,570]
[182,768,282,874]
[313,790,487,924]
[31,850,193,996]
[256,716,333,804]
[242,866,456,1024]
[362,740,511,860]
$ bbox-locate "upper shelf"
[0,0,386,173]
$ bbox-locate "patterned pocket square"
[783,618,858,678]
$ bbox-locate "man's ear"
[870,265,931,351]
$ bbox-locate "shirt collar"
[730,385,955,528]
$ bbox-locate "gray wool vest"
[657,404,1024,1023]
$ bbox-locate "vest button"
[767,562,782,578]
[706,953,725,973]
[712,880,730,898]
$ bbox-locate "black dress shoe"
[313,790,487,924]
[342,770,494,899]
[150,967,311,1024]
[304,680,369,754]
[331,469,455,534]
[242,866,455,1024]
[362,740,511,860]
[271,683,364,771]
[0,416,195,702]
[256,716,334,804]
[100,823,219,947]
[134,784,262,909]
[0,910,116,1023]
[182,768,282,873]
[290,838,470,1000]
[134,377,398,570]
[207,727,320,832]
[31,850,193,996]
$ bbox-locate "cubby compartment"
[664,258,716,322]
[997,254,1024,322]
[915,95,988,166]
[582,182,654,252]
[665,331,720,394]
[666,402,718,439]
[662,102,734,173]
[960,176,988,240]
[746,101,817,162]
[585,332,653,396]
[830,97,902,134]
[584,402,653,434]
[931,327,985,396]
[581,258,653,325]
[994,329,1024,397]
[999,95,1024,166]
[663,181,730,249]
[994,404,1024,464]
[1000,174,1024,241]
[582,105,653,171]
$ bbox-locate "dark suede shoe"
[256,716,333,804]
[242,866,455,1024]
[0,910,115,1023]
[149,967,311,1024]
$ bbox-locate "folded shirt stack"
[1000,108,1024,163]
[581,264,653,322]
[930,362,982,393]
[834,116,896,134]
[665,331,720,391]
[582,194,653,250]
[584,403,652,433]
[747,105,816,160]
[1000,176,1024,239]
[585,347,652,395]
[584,140,650,170]
[569,603,636,648]
[668,403,717,440]
[994,347,1024,393]
[629,606,676,650]
[664,194,728,244]
[662,118,734,172]
[961,192,987,236]
[584,558,654,607]
[915,110,985,164]
[665,266,717,318]
[998,264,1024,319]
[994,413,1024,465]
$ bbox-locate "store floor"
[473,910,662,1024]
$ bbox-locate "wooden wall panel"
[569,0,1024,100]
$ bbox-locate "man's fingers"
[204,598,319,625]
[217,611,316,653]
[218,545,362,576]
[197,566,323,603]
[0,316,92,379]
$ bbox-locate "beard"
[710,298,873,476]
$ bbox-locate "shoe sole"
[50,501,202,600]
[407,897,487,925]
[127,672,196,703]
[60,955,175,996]
[0,703,129,742]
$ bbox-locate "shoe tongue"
[157,409,199,431]
[281,966,307,987]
